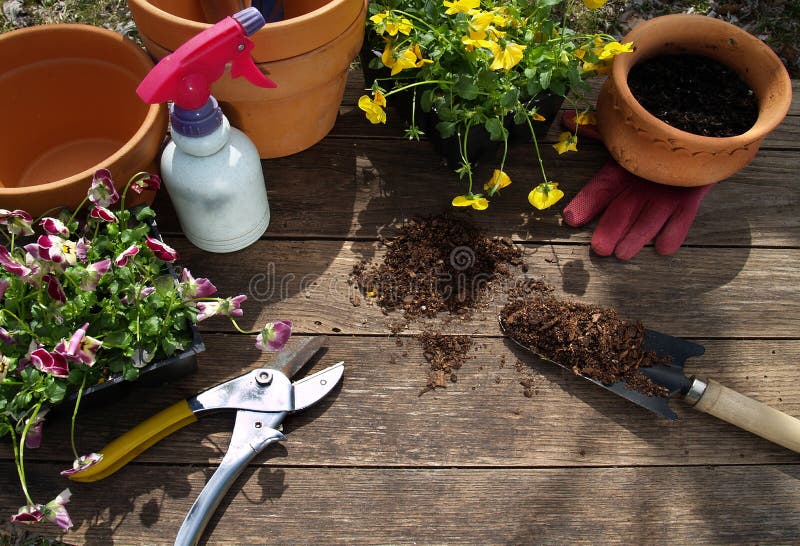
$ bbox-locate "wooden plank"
[7,336,799,469]
[3,463,799,544]
[151,137,800,246]
[144,241,800,339]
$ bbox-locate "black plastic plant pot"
[49,215,206,417]
[508,92,567,143]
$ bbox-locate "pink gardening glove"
[561,111,714,260]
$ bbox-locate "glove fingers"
[591,188,646,256]
[562,161,630,227]
[615,201,675,260]
[654,184,715,255]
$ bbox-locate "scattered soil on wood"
[351,215,522,319]
[500,294,670,397]
[628,54,759,137]
[418,332,473,395]
[351,215,524,394]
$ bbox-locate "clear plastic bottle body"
[161,116,270,253]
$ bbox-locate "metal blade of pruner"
[175,361,344,546]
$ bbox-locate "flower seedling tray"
[50,216,205,417]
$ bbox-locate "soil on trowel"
[350,214,522,319]
[627,54,758,137]
[418,332,473,395]
[500,294,670,397]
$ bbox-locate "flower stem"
[70,376,87,460]
[67,195,89,225]
[14,402,42,506]
[526,114,550,184]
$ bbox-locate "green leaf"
[420,88,434,112]
[484,118,507,142]
[436,120,458,139]
[454,75,479,100]
[135,206,156,222]
[45,380,67,404]
[141,316,161,337]
[499,88,520,109]
[539,70,552,90]
[123,367,140,381]
[102,331,131,348]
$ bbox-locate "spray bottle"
[137,7,276,253]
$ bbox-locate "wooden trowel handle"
[692,379,800,453]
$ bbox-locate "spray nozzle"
[136,7,276,111]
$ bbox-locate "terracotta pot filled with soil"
[596,14,792,187]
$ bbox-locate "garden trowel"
[499,317,800,453]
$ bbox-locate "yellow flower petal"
[390,48,418,75]
[358,95,387,124]
[553,132,578,154]
[483,169,511,193]
[452,194,489,210]
[531,112,546,122]
[528,182,565,210]
[490,42,526,71]
[443,0,480,15]
[452,195,473,207]
[599,41,634,60]
[576,111,597,126]
[369,12,388,24]
[582,0,607,8]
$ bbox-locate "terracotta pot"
[0,25,168,216]
[128,0,367,158]
[596,14,792,186]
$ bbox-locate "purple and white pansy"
[88,169,119,207]
[145,236,179,262]
[256,320,293,351]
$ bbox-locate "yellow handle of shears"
[68,399,198,483]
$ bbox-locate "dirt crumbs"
[628,54,758,138]
[418,332,473,395]
[351,215,522,319]
[500,295,669,397]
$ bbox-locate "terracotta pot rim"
[0,24,165,197]
[127,0,363,62]
[610,14,793,145]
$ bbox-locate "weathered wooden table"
[2,71,799,544]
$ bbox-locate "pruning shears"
[69,336,343,545]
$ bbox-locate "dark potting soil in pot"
[500,293,670,397]
[627,54,758,137]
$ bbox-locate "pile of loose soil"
[418,332,472,395]
[628,54,759,137]
[500,295,670,397]
[351,215,522,319]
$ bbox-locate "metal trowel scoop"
[500,316,800,453]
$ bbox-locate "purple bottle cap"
[233,7,266,36]
[170,97,223,138]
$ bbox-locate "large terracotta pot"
[128,0,367,158]
[596,14,792,187]
[0,25,167,216]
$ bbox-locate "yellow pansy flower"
[582,60,611,75]
[412,44,434,67]
[483,169,512,194]
[553,132,578,154]
[599,41,634,60]
[576,111,597,126]
[386,17,413,36]
[531,112,546,122]
[462,33,495,51]
[582,0,607,8]
[452,194,489,210]
[489,41,526,71]
[382,46,418,75]
[443,0,479,15]
[369,13,388,24]
[528,182,564,210]
[358,92,387,124]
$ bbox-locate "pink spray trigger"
[136,8,276,111]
